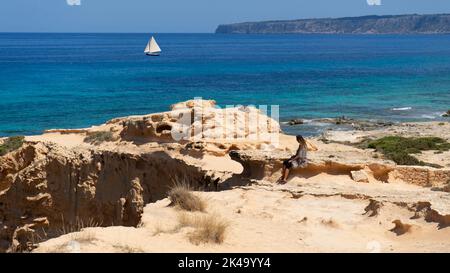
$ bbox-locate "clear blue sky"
[1,0,449,33]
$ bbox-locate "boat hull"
[146,52,161,56]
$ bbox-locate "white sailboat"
[144,36,161,56]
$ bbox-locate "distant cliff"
[215,14,450,34]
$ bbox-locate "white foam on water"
[392,107,412,111]
[281,119,312,125]
[420,112,442,119]
[308,121,330,127]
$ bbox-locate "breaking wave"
[392,107,412,111]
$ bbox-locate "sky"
[0,0,449,33]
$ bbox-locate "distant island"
[215,14,450,34]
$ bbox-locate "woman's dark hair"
[296,135,307,147]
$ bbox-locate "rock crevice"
[0,143,210,252]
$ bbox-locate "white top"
[295,146,307,160]
[290,146,307,168]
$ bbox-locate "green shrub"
[0,136,25,156]
[367,136,450,166]
[84,131,115,145]
[388,152,421,165]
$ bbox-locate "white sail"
[149,37,161,53]
[144,42,151,53]
[144,36,161,54]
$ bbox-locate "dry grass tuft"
[189,216,228,245]
[84,131,116,145]
[168,183,206,212]
[112,243,145,253]
[58,217,102,236]
[177,212,228,245]
[0,136,25,156]
[69,230,97,244]
[177,211,195,228]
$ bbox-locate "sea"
[1,33,450,137]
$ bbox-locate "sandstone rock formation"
[0,142,213,252]
[351,170,370,183]
[1,100,450,252]
[115,99,280,145]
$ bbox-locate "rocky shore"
[1,100,449,253]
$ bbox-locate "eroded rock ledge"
[228,147,450,232]
[0,142,212,252]
[229,149,450,188]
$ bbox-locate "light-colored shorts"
[291,159,307,169]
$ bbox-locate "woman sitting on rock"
[279,135,308,184]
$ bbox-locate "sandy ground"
[26,133,86,149]
[35,176,450,253]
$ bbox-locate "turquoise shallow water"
[1,33,450,136]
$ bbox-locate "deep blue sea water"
[1,33,450,137]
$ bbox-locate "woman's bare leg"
[279,165,286,181]
[283,168,290,182]
[280,162,292,183]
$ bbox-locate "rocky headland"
[216,14,450,34]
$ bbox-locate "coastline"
[2,109,449,138]
[1,99,449,253]
[215,14,450,34]
[2,33,450,139]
